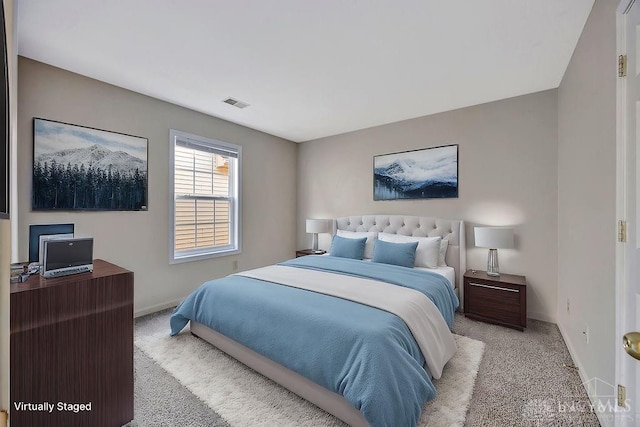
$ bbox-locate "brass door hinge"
[618,384,627,407]
[619,55,628,77]
[619,220,628,242]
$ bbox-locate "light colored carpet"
[131,348,228,426]
[134,311,485,427]
[453,316,601,426]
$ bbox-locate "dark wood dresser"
[10,259,134,427]
[463,269,527,331]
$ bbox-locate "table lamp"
[474,227,514,276]
[306,219,330,253]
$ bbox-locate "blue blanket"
[171,256,459,427]
[281,256,458,327]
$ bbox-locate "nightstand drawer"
[467,282,521,305]
[466,282,521,325]
[296,249,327,257]
[463,270,527,330]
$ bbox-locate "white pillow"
[336,230,378,259]
[439,239,449,267]
[378,232,441,268]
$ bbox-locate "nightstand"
[463,269,527,331]
[296,249,327,257]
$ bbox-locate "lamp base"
[486,248,500,276]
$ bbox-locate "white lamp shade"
[306,219,330,234]
[474,227,514,249]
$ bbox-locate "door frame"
[617,1,637,426]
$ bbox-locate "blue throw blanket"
[171,256,459,427]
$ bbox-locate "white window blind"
[170,130,241,263]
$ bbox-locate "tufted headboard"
[335,215,466,292]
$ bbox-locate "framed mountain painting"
[32,118,148,211]
[373,144,458,200]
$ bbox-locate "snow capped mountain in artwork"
[35,144,146,175]
[32,118,148,210]
[374,145,458,200]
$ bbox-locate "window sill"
[170,248,241,264]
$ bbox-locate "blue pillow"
[372,239,418,268]
[329,235,367,259]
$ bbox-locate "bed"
[170,215,466,427]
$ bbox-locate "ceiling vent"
[223,97,250,109]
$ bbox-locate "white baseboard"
[557,322,613,427]
[528,310,556,324]
[135,298,183,318]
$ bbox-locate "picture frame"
[373,144,458,200]
[32,118,148,211]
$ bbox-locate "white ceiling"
[17,0,594,142]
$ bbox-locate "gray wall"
[557,0,617,400]
[298,90,559,322]
[17,57,298,315]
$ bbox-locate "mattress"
[416,265,455,289]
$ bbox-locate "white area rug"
[135,320,485,427]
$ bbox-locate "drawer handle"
[469,282,519,293]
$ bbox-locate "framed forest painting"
[32,118,148,211]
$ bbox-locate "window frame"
[169,129,242,264]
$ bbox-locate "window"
[170,129,241,263]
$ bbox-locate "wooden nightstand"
[464,269,527,331]
[296,249,327,257]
